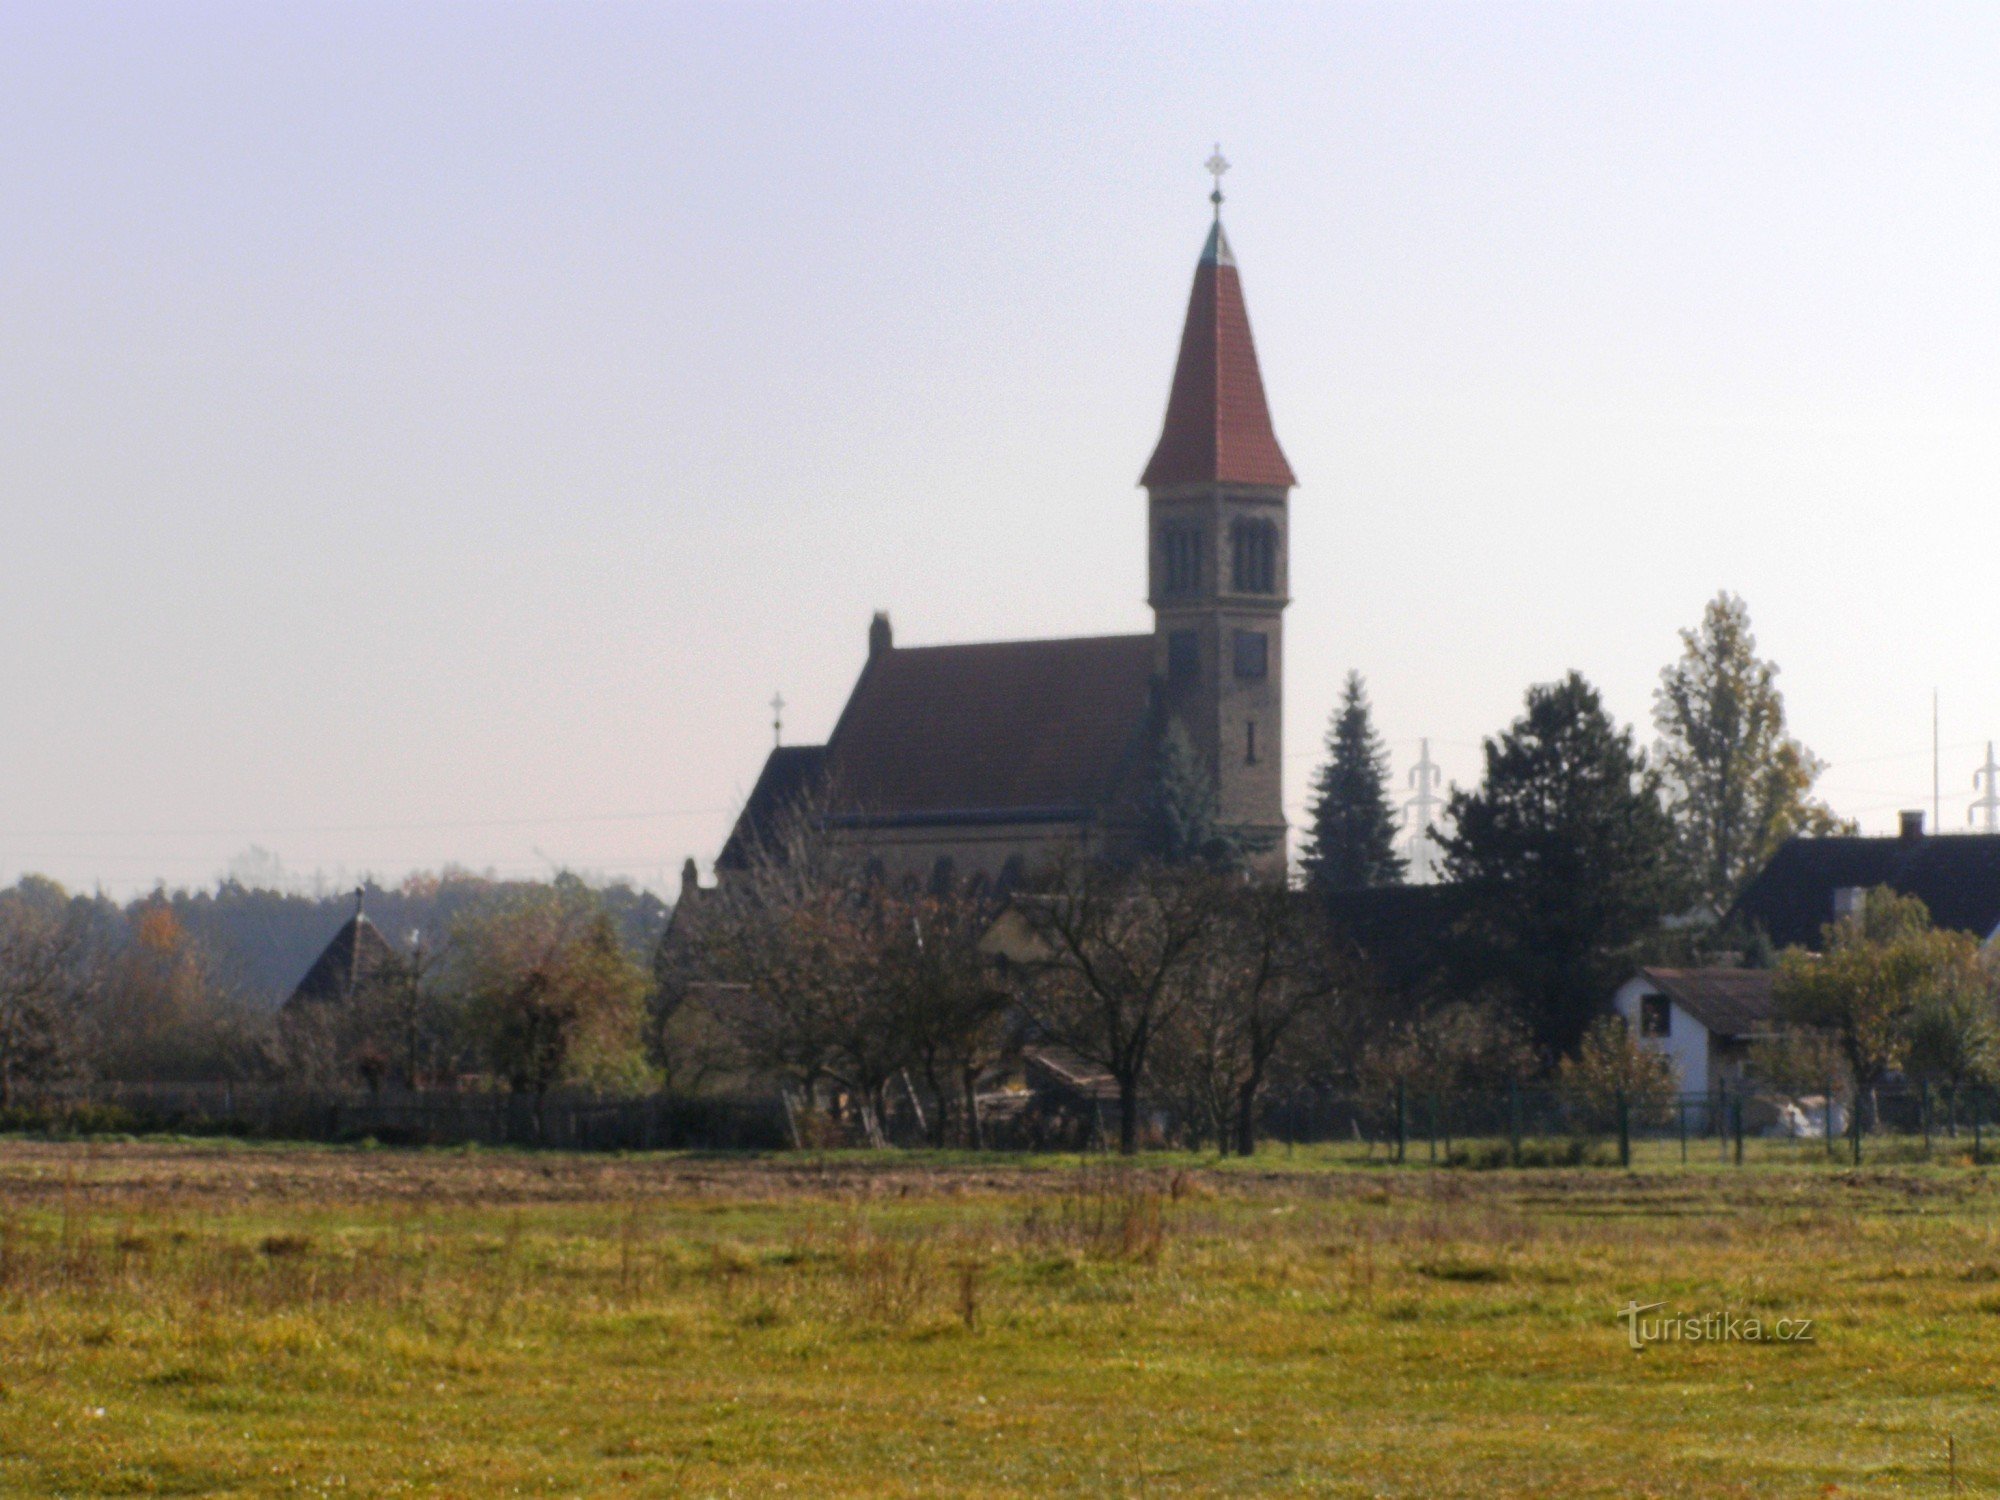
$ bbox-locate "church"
[695,193,1298,892]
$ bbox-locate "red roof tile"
[1140,222,1296,490]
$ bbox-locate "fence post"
[1508,1079,1521,1168]
[1616,1090,1630,1169]
[1678,1096,1688,1164]
[1427,1094,1438,1164]
[1732,1094,1744,1166]
[1395,1083,1406,1165]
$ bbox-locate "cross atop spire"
[1205,145,1229,219]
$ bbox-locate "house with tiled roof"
[698,196,1299,888]
[1612,967,1776,1095]
[1728,813,2000,950]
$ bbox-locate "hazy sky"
[7,3,2000,898]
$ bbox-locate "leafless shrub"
[1021,1164,1172,1264]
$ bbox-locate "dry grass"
[1,1140,1998,1495]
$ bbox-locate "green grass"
[2,1140,1998,1496]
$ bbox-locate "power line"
[0,805,732,841]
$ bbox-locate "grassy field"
[2,1141,1999,1496]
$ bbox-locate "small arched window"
[1160,523,1202,596]
[1230,519,1278,594]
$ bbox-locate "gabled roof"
[821,633,1157,827]
[711,634,1158,863]
[1729,834,2000,949]
[715,744,828,871]
[287,910,400,1007]
[1140,219,1296,491]
[1636,967,1775,1039]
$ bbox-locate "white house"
[1610,967,1775,1096]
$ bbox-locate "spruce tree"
[1142,720,1238,868]
[1301,672,1405,891]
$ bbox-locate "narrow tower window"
[1232,630,1268,680]
[1230,519,1278,594]
[1246,720,1258,764]
[1160,523,1202,596]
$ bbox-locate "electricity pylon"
[1403,739,1446,884]
[1974,742,2000,834]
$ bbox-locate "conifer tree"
[1142,720,1240,869]
[1442,672,1680,1057]
[1300,672,1405,891]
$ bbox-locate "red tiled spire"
[1140,220,1296,490]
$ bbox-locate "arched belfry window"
[1160,523,1202,596]
[1230,519,1278,594]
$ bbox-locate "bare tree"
[886,882,1015,1147]
[1005,855,1222,1155]
[693,784,913,1141]
[1153,886,1348,1155]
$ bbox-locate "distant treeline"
[0,868,672,1012]
[48,872,670,1006]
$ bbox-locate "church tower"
[1141,177,1295,878]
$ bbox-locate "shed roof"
[1636,967,1775,1039]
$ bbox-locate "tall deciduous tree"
[1300,672,1405,892]
[1654,592,1849,913]
[1441,672,1681,1058]
[450,879,652,1121]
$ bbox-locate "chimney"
[1900,809,1926,841]
[680,858,699,899]
[868,611,893,660]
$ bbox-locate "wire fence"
[3,1078,1995,1165]
[1254,1082,2000,1168]
[0,1082,790,1152]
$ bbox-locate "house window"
[1230,519,1278,594]
[1232,630,1268,680]
[1160,523,1202,596]
[1167,630,1199,682]
[1640,994,1671,1038]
